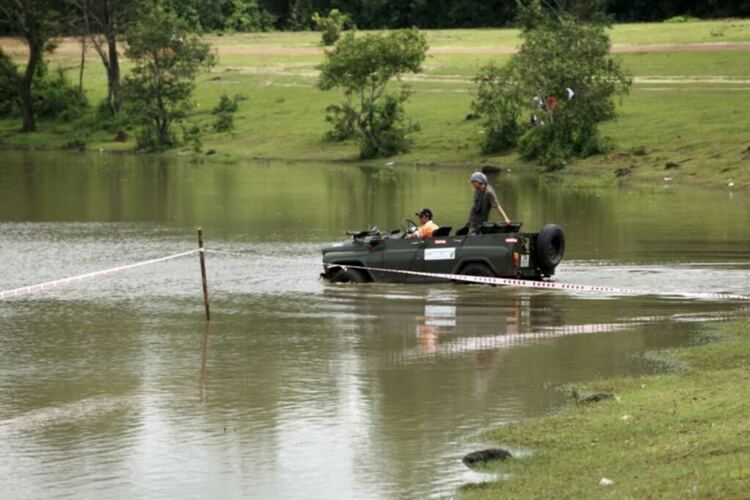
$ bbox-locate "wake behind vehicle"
[321,220,565,283]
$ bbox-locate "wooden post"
[199,322,211,402]
[198,228,211,321]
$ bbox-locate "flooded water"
[1,151,749,498]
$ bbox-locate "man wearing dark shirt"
[465,171,511,229]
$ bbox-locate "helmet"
[469,171,488,184]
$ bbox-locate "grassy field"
[460,318,750,498]
[1,19,749,189]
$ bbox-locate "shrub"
[211,93,240,132]
[664,15,699,23]
[225,0,276,32]
[0,68,88,121]
[33,69,89,121]
[358,89,419,159]
[472,63,522,154]
[182,124,203,153]
[93,98,134,131]
[324,101,357,142]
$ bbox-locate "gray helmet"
[469,171,488,184]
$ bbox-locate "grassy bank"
[461,318,750,498]
[1,20,749,189]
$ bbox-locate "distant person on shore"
[465,172,511,230]
[407,208,439,239]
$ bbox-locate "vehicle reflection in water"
[309,284,746,497]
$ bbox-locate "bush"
[93,99,134,131]
[312,9,353,46]
[213,113,234,132]
[358,89,419,159]
[664,15,699,23]
[213,93,239,114]
[211,93,241,132]
[0,68,88,121]
[472,63,522,154]
[225,0,276,32]
[182,124,203,153]
[0,73,16,116]
[33,70,89,121]
[324,101,357,141]
[166,0,276,32]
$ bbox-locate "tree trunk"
[79,36,86,92]
[106,33,120,114]
[19,83,36,132]
[19,43,42,133]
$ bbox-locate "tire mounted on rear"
[534,224,565,274]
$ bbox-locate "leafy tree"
[122,6,216,150]
[472,62,523,154]
[0,0,62,132]
[318,29,428,158]
[165,0,275,32]
[67,0,140,116]
[473,0,631,169]
[311,9,352,46]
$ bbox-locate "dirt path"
[2,37,750,58]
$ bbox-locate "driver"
[407,208,439,239]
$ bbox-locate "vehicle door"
[381,237,424,282]
[411,235,465,278]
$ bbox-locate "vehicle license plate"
[520,254,530,267]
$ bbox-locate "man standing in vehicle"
[466,171,511,230]
[408,208,439,239]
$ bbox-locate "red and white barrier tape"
[0,249,199,301]
[326,263,750,301]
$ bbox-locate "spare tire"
[535,224,565,273]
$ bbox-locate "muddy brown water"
[1,151,749,498]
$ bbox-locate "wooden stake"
[198,227,211,321]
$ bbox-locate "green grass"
[459,319,750,498]
[200,19,750,48]
[1,20,749,189]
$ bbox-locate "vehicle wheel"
[331,267,368,283]
[535,224,565,273]
[455,262,496,284]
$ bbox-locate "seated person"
[407,208,439,239]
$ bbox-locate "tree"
[164,0,276,32]
[473,0,631,169]
[472,62,523,154]
[0,0,61,132]
[318,29,428,158]
[311,9,352,46]
[67,0,140,116]
[122,6,216,150]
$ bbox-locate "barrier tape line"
[0,250,199,301]
[325,263,750,302]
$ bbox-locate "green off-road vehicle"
[321,219,565,283]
